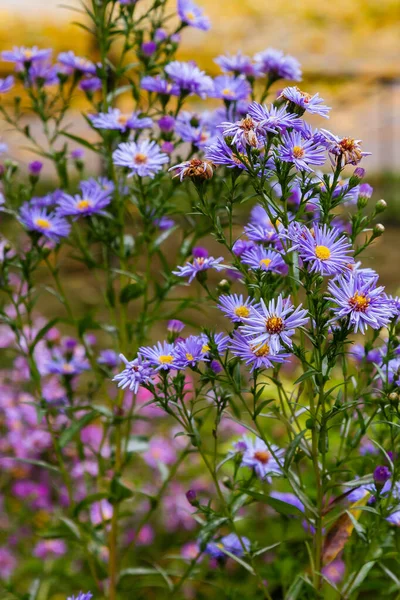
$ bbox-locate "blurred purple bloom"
[57,51,96,74]
[113,140,169,178]
[2,46,52,64]
[141,75,180,96]
[19,204,70,242]
[211,75,251,102]
[206,533,250,559]
[215,52,261,77]
[89,108,152,132]
[0,75,14,93]
[254,48,302,81]
[165,61,213,97]
[141,41,157,56]
[178,0,210,30]
[241,436,284,481]
[97,349,119,369]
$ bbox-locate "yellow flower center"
[254,450,270,464]
[251,343,271,357]
[185,353,194,361]
[265,316,284,334]
[222,88,233,97]
[159,354,174,364]
[24,49,33,59]
[134,153,148,164]
[35,218,51,229]
[77,199,91,211]
[62,363,74,373]
[259,258,272,268]
[315,245,331,260]
[234,305,250,318]
[202,344,210,353]
[185,11,195,20]
[118,115,129,125]
[195,257,205,266]
[292,145,305,159]
[349,293,370,312]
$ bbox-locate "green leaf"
[239,489,303,516]
[284,430,307,469]
[7,457,60,474]
[59,411,97,448]
[29,318,61,351]
[294,369,317,385]
[119,282,144,304]
[109,477,134,504]
[61,130,99,151]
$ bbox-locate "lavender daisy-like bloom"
[0,76,14,93]
[113,354,155,393]
[218,294,258,322]
[173,256,226,283]
[241,435,284,481]
[28,61,58,87]
[240,295,309,353]
[215,52,261,77]
[57,181,112,218]
[229,332,289,371]
[46,356,89,377]
[177,0,210,30]
[19,204,70,242]
[211,75,251,102]
[165,61,213,97]
[67,593,93,600]
[97,349,119,369]
[293,223,353,276]
[139,341,177,371]
[247,101,302,135]
[89,108,152,132]
[174,335,208,368]
[79,76,102,93]
[2,46,52,64]
[205,533,250,559]
[140,75,180,96]
[244,222,279,244]
[278,131,326,172]
[280,86,331,119]
[113,140,169,178]
[327,271,395,334]
[254,48,302,82]
[219,115,261,149]
[320,129,371,166]
[57,51,96,74]
[241,245,285,274]
[204,138,250,170]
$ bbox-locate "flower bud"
[353,167,365,179]
[217,279,231,293]
[185,489,198,506]
[375,199,387,213]
[388,392,399,404]
[373,465,391,491]
[28,160,43,176]
[210,359,222,374]
[373,224,385,237]
[192,246,209,259]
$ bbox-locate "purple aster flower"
[89,108,152,132]
[322,560,346,585]
[113,140,169,178]
[46,355,89,376]
[161,141,174,154]
[218,293,258,323]
[240,295,309,353]
[141,75,180,96]
[387,509,400,526]
[173,256,226,283]
[328,272,395,334]
[139,341,177,371]
[57,51,96,74]
[57,182,112,218]
[155,28,168,42]
[174,335,209,368]
[154,215,175,230]
[278,131,326,172]
[280,86,331,118]
[204,138,250,170]
[247,101,302,134]
[86,176,115,194]
[177,0,210,30]
[211,75,251,102]
[113,354,155,393]
[164,61,213,97]
[320,129,371,166]
[244,223,279,244]
[219,115,261,149]
[2,46,52,65]
[167,319,185,334]
[270,492,305,514]
[79,76,102,93]
[229,332,290,371]
[19,204,70,242]
[67,593,93,600]
[232,239,255,256]
[28,160,43,175]
[241,435,284,481]
[158,115,175,133]
[292,223,353,276]
[374,465,391,489]
[215,52,261,77]
[0,75,14,93]
[141,41,157,57]
[33,539,66,559]
[253,48,302,82]
[27,61,58,87]
[206,533,250,559]
[97,349,119,369]
[359,183,373,201]
[240,245,286,274]
[71,149,84,160]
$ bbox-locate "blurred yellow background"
[0,0,399,173]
